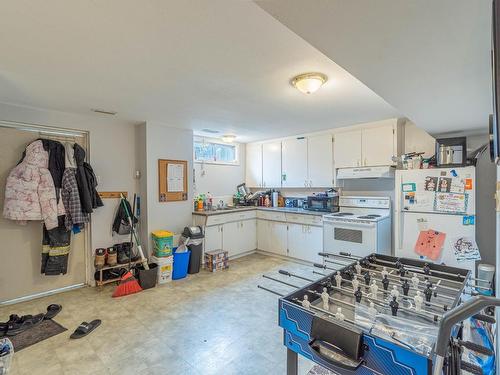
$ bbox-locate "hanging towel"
[3,140,58,230]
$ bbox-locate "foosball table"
[259,252,498,375]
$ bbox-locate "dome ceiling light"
[291,72,328,94]
[222,134,236,143]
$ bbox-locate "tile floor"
[1,253,319,375]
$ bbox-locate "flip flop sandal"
[70,320,101,339]
[44,304,62,320]
[5,313,44,337]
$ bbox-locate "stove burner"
[332,213,354,216]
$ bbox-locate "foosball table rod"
[321,252,491,293]
[320,256,458,299]
[314,262,454,307]
[281,269,441,321]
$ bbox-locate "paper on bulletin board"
[167,163,184,192]
[434,192,467,213]
[450,236,481,262]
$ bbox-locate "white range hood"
[336,166,395,179]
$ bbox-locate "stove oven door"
[323,219,377,258]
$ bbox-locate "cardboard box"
[150,255,173,284]
[204,249,228,263]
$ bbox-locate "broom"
[112,196,144,297]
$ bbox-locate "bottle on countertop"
[264,194,271,207]
[272,191,278,208]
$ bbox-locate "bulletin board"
[158,159,188,202]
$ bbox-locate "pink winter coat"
[3,140,59,230]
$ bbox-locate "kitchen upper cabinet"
[334,121,398,168]
[282,138,308,188]
[307,134,333,187]
[362,124,395,166]
[262,141,282,188]
[334,130,362,168]
[246,143,263,187]
[204,225,223,253]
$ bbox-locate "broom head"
[112,270,142,298]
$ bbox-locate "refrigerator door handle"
[398,212,404,250]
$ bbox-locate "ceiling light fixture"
[222,134,236,143]
[202,128,220,134]
[291,72,328,94]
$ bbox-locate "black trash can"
[182,226,204,274]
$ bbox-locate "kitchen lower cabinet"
[223,219,257,258]
[287,224,323,263]
[204,225,223,253]
[257,219,287,256]
[239,219,257,253]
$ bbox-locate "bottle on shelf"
[264,194,271,207]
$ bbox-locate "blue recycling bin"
[172,248,191,280]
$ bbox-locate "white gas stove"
[323,196,392,257]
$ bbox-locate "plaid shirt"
[61,168,88,230]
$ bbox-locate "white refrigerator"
[394,166,477,273]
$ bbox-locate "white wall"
[0,102,138,251]
[141,121,194,254]
[193,142,246,199]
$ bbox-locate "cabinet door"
[362,125,395,166]
[282,138,308,188]
[204,225,223,253]
[257,219,269,252]
[287,223,307,261]
[307,225,323,264]
[245,143,263,187]
[333,130,362,168]
[222,222,240,258]
[239,219,257,253]
[262,141,282,188]
[307,134,333,187]
[268,221,287,256]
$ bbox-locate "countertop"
[192,206,325,217]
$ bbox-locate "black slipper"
[44,304,62,320]
[70,320,101,339]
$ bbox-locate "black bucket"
[137,263,158,290]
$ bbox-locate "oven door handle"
[309,339,363,370]
[323,219,376,228]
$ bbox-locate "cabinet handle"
[364,158,367,166]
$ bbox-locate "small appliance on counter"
[305,190,339,213]
[435,136,467,167]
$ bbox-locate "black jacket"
[112,199,137,234]
[74,144,103,213]
[41,139,65,189]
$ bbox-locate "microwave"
[305,195,339,213]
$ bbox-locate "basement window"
[194,137,239,165]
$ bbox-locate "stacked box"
[150,255,173,284]
[151,230,174,257]
[204,249,229,272]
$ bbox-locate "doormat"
[308,365,337,375]
[7,320,67,351]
